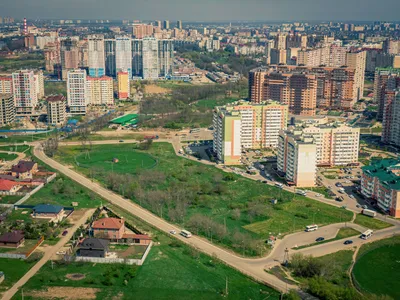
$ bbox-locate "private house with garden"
[78,238,109,258]
[0,179,21,193]
[32,204,65,222]
[91,217,126,240]
[0,231,25,248]
[10,160,38,179]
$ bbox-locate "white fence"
[0,253,26,259]
[74,242,152,266]
[14,173,57,206]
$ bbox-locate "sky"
[0,0,399,22]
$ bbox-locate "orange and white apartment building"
[213,100,288,165]
[277,122,360,187]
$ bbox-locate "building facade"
[0,94,15,126]
[86,76,114,106]
[60,38,79,80]
[105,39,116,77]
[374,68,400,120]
[115,35,132,77]
[67,69,88,114]
[12,70,38,115]
[117,72,130,100]
[381,90,400,146]
[0,76,12,94]
[87,34,105,77]
[46,95,66,125]
[142,37,159,79]
[213,100,288,165]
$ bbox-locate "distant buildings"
[361,159,400,217]
[0,94,15,126]
[12,70,43,115]
[86,76,114,106]
[117,72,130,100]
[88,34,106,77]
[278,122,360,187]
[115,35,132,77]
[213,100,288,164]
[142,37,160,79]
[0,76,12,94]
[374,68,400,120]
[381,90,400,147]
[46,95,66,125]
[60,38,80,80]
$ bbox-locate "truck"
[144,135,159,140]
[362,209,377,217]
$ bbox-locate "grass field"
[0,132,52,144]
[195,97,239,109]
[0,145,30,153]
[0,194,22,204]
[353,236,400,299]
[354,214,393,230]
[0,152,18,161]
[55,143,353,256]
[293,227,360,249]
[44,81,67,96]
[16,236,280,300]
[0,258,37,294]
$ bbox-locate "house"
[0,179,21,194]
[78,238,109,258]
[92,218,125,240]
[122,233,152,245]
[32,204,64,222]
[0,231,25,248]
[11,161,38,179]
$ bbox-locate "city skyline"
[1,0,400,22]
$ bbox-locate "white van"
[305,225,319,232]
[180,230,192,238]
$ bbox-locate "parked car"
[315,193,322,197]
[56,251,66,255]
[349,194,355,199]
[62,230,68,236]
[169,230,176,235]
[316,237,325,242]
[356,204,361,208]
[119,140,124,142]
[344,240,353,245]
[362,205,368,209]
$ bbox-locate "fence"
[0,253,26,259]
[73,242,152,266]
[25,236,44,258]
[0,191,25,196]
[14,173,56,206]
[0,236,44,260]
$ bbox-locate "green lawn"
[0,194,22,204]
[0,258,37,293]
[0,145,31,153]
[0,152,18,161]
[55,143,353,256]
[354,214,393,230]
[293,227,360,250]
[195,97,240,109]
[15,236,280,300]
[0,133,52,144]
[6,209,33,222]
[44,81,67,96]
[353,237,400,299]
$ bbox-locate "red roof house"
[92,218,125,240]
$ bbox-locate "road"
[31,142,400,294]
[2,209,95,300]
[0,150,26,170]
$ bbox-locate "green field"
[15,236,280,300]
[195,97,240,109]
[293,227,360,250]
[0,133,52,144]
[0,145,30,153]
[0,194,22,204]
[354,214,393,230]
[0,258,37,293]
[44,81,67,96]
[74,147,157,173]
[353,237,400,299]
[0,152,18,161]
[55,143,353,256]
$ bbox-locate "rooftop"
[92,217,125,230]
[11,160,36,174]
[0,179,20,191]
[33,204,64,214]
[46,95,65,102]
[362,158,400,190]
[0,231,24,243]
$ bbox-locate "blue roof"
[33,204,63,214]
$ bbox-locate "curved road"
[28,141,400,295]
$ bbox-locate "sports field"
[74,147,157,174]
[353,242,400,299]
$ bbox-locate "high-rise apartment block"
[0,94,15,126]
[133,24,154,39]
[177,20,182,30]
[115,35,132,77]
[142,37,159,79]
[270,49,287,65]
[278,122,360,186]
[0,76,12,94]
[346,51,366,101]
[117,72,130,100]
[105,39,116,77]
[361,159,400,217]
[46,95,66,125]
[88,34,105,77]
[249,68,317,116]
[67,69,88,114]
[60,38,79,80]
[213,100,288,165]
[163,20,170,30]
[381,90,400,147]
[12,70,39,115]
[374,68,400,120]
[86,76,114,106]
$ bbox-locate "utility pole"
[225,277,229,296]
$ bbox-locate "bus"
[305,225,319,232]
[180,230,192,238]
[360,229,373,240]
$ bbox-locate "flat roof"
[110,114,139,124]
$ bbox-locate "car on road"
[361,205,368,209]
[349,194,355,199]
[344,240,353,245]
[315,193,322,197]
[56,251,66,255]
[316,237,325,242]
[336,182,343,187]
[119,140,124,142]
[262,181,268,184]
[62,230,68,236]
[169,230,176,235]
[356,204,361,208]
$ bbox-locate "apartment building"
[12,70,38,115]
[0,94,15,126]
[87,34,105,77]
[132,24,154,39]
[60,38,79,80]
[46,95,66,126]
[117,72,130,100]
[374,68,400,120]
[67,69,88,115]
[142,37,159,79]
[277,122,360,186]
[361,159,400,217]
[346,51,366,101]
[86,76,114,106]
[115,35,132,77]
[270,49,287,65]
[277,132,317,187]
[0,76,12,94]
[249,68,317,116]
[213,100,288,165]
[105,39,116,77]
[381,90,400,146]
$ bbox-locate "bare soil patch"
[66,273,86,281]
[144,84,171,94]
[27,287,99,299]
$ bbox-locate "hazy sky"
[1,0,399,21]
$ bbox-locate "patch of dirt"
[66,273,86,281]
[27,287,99,299]
[144,84,171,94]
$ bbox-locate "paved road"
[32,142,400,294]
[2,209,95,300]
